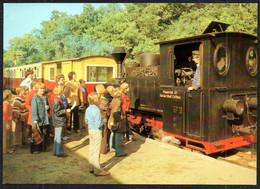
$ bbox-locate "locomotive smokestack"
[110,47,128,78]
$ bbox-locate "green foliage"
[4,3,257,68]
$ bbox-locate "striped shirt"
[12,95,28,122]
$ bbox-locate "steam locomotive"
[110,22,257,154]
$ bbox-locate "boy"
[52,85,71,157]
[12,86,29,146]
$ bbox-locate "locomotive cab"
[158,22,257,154]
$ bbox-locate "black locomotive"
[110,22,257,154]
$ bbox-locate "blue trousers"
[109,131,115,152]
[53,127,64,155]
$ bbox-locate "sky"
[3,3,107,50]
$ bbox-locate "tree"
[4,3,257,67]
[4,33,39,67]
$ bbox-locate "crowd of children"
[3,69,134,177]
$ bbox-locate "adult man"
[188,50,200,91]
[64,72,84,133]
[20,69,34,91]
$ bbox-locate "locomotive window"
[49,66,55,81]
[246,46,257,76]
[214,43,230,76]
[86,65,114,83]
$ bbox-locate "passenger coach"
[3,56,117,93]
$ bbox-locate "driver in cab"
[187,50,200,91]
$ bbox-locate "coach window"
[246,46,257,76]
[214,43,230,76]
[34,67,37,78]
[49,66,55,81]
[86,65,114,83]
[36,68,39,78]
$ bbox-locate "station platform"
[64,131,256,185]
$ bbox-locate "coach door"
[62,61,72,79]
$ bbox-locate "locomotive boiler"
[110,22,257,154]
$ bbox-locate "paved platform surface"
[64,131,257,185]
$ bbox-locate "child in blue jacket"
[85,92,109,176]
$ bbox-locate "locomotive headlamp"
[223,99,244,116]
[248,97,257,109]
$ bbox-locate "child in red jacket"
[3,90,14,154]
[25,79,40,143]
[120,83,135,141]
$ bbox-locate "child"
[120,82,135,141]
[44,87,54,138]
[60,85,70,140]
[25,79,40,145]
[79,79,88,130]
[52,85,71,157]
[12,86,29,146]
[3,90,14,154]
[96,84,110,154]
[108,88,127,157]
[31,82,50,153]
[22,86,30,143]
[85,92,109,176]
[23,86,29,97]
[104,86,115,103]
